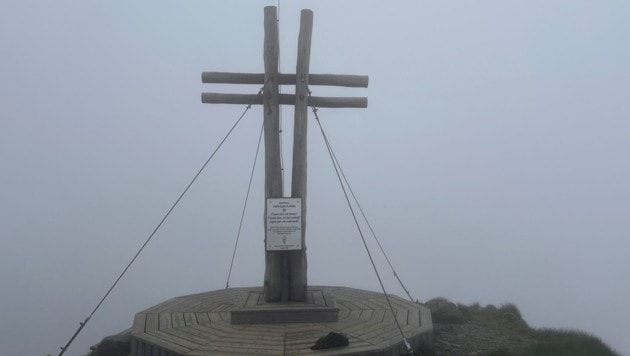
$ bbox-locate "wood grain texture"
[202,72,368,88]
[262,5,285,303]
[288,8,313,303]
[201,93,367,108]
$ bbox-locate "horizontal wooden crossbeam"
[201,93,367,108]
[202,72,369,88]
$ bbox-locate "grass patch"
[485,329,620,356]
[457,301,530,332]
[516,329,620,356]
[428,298,619,356]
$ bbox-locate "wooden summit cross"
[201,7,367,303]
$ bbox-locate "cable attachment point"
[307,88,319,114]
[404,338,414,354]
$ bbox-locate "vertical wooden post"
[289,9,313,302]
[263,6,285,302]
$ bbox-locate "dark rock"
[426,297,465,324]
[311,331,349,350]
[89,330,131,356]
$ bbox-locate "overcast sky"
[1,1,629,355]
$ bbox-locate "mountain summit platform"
[130,286,432,355]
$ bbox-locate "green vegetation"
[490,329,620,356]
[457,301,530,331]
[484,329,619,356]
[425,298,619,356]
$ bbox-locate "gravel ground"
[430,322,537,356]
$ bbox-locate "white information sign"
[266,198,302,251]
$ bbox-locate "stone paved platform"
[130,286,432,355]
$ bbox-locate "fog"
[1,1,629,355]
